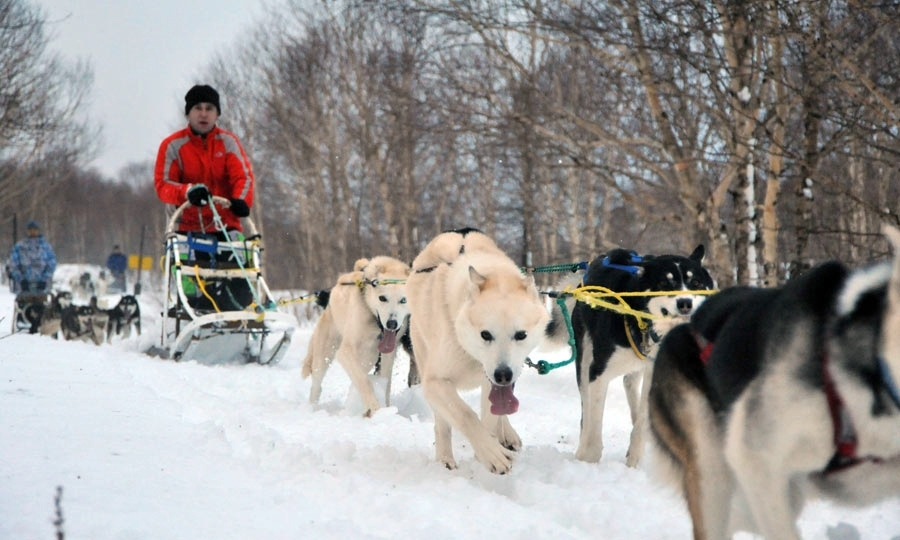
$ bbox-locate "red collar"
[821,354,862,472]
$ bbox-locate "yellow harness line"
[193,264,222,313]
[564,285,719,361]
[272,296,319,307]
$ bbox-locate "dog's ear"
[468,265,488,291]
[689,245,705,262]
[883,225,900,299]
[353,258,370,272]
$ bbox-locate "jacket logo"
[215,151,224,158]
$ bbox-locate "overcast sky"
[38,0,265,179]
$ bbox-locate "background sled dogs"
[548,246,715,467]
[407,228,549,474]
[302,256,411,417]
[106,294,142,341]
[648,226,900,540]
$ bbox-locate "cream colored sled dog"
[407,228,549,474]
[302,256,411,416]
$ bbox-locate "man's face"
[187,103,219,135]
[26,228,39,237]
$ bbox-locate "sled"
[154,197,296,365]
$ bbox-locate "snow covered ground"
[2,265,899,539]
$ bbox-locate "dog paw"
[625,449,642,468]
[575,445,603,463]
[499,433,521,452]
[476,441,515,474]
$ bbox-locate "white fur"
[650,226,900,539]
[407,231,549,474]
[302,256,411,417]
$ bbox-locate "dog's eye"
[480,330,494,342]
[660,308,670,316]
[378,295,388,302]
[514,330,527,341]
[400,297,407,304]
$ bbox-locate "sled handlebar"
[167,196,259,238]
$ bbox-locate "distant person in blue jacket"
[106,244,128,293]
[9,220,56,294]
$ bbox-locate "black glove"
[19,280,30,292]
[186,184,210,206]
[35,281,47,292]
[229,198,250,217]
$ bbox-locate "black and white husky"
[648,226,900,540]
[105,294,142,341]
[548,246,716,467]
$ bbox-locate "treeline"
[3,0,900,292]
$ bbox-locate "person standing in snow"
[106,244,128,293]
[154,84,255,236]
[9,220,56,294]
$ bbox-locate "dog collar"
[822,354,862,472]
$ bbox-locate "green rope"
[522,262,588,274]
[526,295,577,374]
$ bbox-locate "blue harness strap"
[601,251,643,275]
[185,232,220,255]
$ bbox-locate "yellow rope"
[624,318,648,361]
[564,285,717,323]
[192,265,221,312]
[561,284,718,362]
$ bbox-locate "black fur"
[105,294,142,340]
[572,245,715,385]
[314,289,331,309]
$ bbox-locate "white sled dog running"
[302,256,411,417]
[648,225,900,540]
[406,228,549,474]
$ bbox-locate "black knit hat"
[184,84,220,115]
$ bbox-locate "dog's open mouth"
[377,329,399,354]
[489,383,519,415]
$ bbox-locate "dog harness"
[600,251,643,275]
[693,333,885,474]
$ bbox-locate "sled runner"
[154,197,296,364]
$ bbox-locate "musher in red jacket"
[154,84,255,235]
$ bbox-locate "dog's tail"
[541,271,583,350]
[314,289,331,309]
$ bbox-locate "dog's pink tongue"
[489,383,519,415]
[378,329,398,353]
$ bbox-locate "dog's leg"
[725,403,802,540]
[423,377,515,473]
[623,370,642,425]
[479,380,522,451]
[378,351,396,407]
[334,342,381,416]
[576,374,610,463]
[433,412,456,470]
[625,364,652,467]
[302,312,338,405]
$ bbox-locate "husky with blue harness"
[547,245,716,467]
[155,197,296,364]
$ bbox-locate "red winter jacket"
[154,125,255,233]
